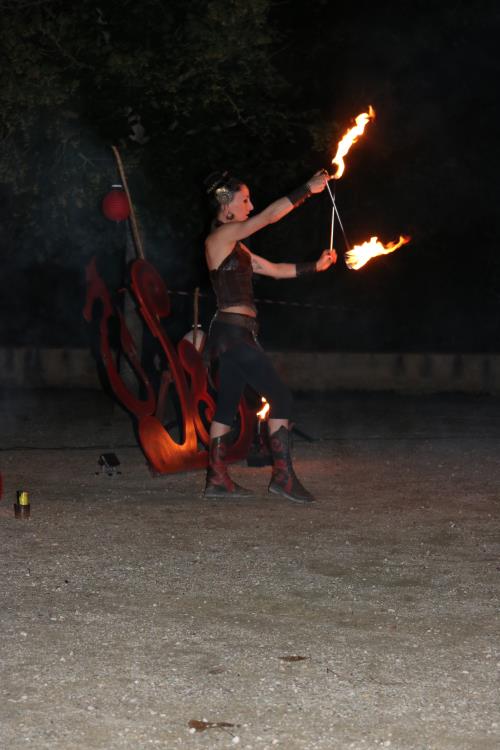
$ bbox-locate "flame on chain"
[345,235,410,270]
[331,106,375,179]
[256,397,270,420]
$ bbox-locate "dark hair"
[204,170,245,216]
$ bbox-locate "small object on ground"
[279,655,308,662]
[14,490,30,519]
[97,453,121,476]
[188,719,237,733]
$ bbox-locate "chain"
[168,289,346,311]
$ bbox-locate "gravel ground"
[1,389,499,750]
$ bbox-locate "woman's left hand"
[316,249,337,271]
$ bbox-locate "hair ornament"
[206,170,229,195]
[214,185,233,205]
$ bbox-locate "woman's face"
[226,185,253,221]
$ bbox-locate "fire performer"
[203,170,336,503]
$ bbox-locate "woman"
[204,169,336,503]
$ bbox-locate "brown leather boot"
[268,426,315,504]
[204,432,253,498]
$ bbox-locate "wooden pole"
[193,287,200,349]
[110,145,145,395]
[111,145,145,260]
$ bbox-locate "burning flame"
[331,106,375,179]
[345,235,410,270]
[256,397,270,420]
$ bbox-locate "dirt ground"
[1,389,499,750]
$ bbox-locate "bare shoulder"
[205,226,237,271]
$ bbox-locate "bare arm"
[250,251,298,279]
[250,248,337,279]
[222,197,296,243]
[205,196,299,270]
[206,171,329,270]
[218,171,328,244]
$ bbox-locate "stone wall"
[2,348,500,394]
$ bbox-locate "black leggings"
[214,342,293,426]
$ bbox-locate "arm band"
[286,182,312,207]
[295,261,317,277]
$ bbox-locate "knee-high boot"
[204,432,252,498]
[268,426,315,504]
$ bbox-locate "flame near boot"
[268,426,315,504]
[204,432,253,498]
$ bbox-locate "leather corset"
[209,243,256,313]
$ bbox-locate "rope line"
[168,289,346,311]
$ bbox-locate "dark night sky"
[1,1,500,353]
[238,1,499,353]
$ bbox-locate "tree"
[0,0,320,233]
[0,0,329,344]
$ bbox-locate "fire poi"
[324,105,410,269]
[330,105,376,180]
[344,235,411,270]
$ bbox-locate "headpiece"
[206,171,234,205]
[214,186,233,205]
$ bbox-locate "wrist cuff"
[295,261,317,277]
[286,183,312,207]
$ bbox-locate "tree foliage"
[0,0,330,345]
[0,0,320,226]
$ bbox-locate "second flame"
[345,235,410,270]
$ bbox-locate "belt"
[214,311,259,334]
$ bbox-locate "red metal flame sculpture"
[83,257,156,418]
[83,257,255,475]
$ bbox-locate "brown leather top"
[209,243,256,313]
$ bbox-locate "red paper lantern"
[102,185,130,222]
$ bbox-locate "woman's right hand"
[316,248,337,271]
[307,170,329,194]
